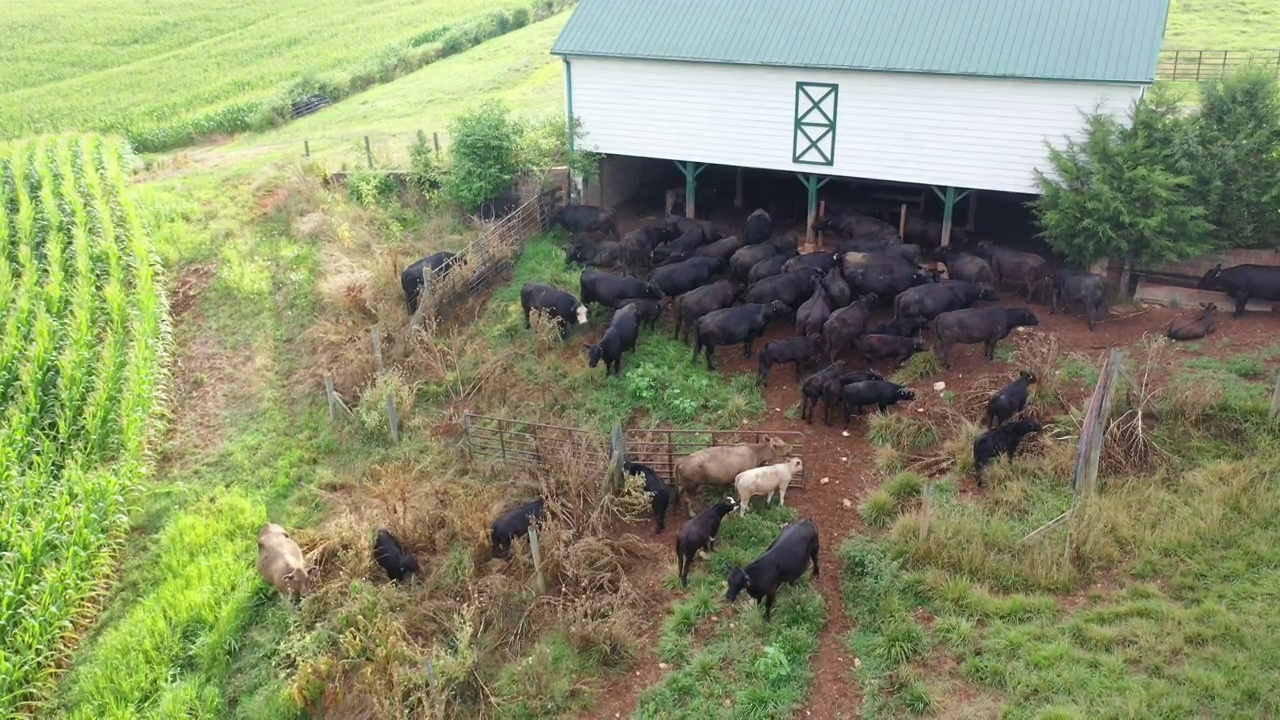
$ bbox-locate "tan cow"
[674,436,789,516]
[256,523,308,606]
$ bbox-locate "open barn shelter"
[552,0,1172,246]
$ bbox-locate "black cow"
[856,334,927,366]
[555,205,618,237]
[795,278,832,336]
[725,518,820,620]
[747,254,794,285]
[372,529,420,582]
[743,208,773,245]
[813,213,899,241]
[1167,303,1218,341]
[836,239,922,265]
[676,497,738,587]
[624,461,671,533]
[565,240,622,269]
[731,243,778,280]
[799,362,848,423]
[587,304,641,376]
[695,235,744,262]
[757,335,824,386]
[933,307,1040,369]
[821,266,853,308]
[894,281,998,320]
[666,214,726,242]
[616,297,663,330]
[840,381,916,429]
[620,225,675,271]
[821,294,878,356]
[652,226,708,265]
[520,283,589,337]
[814,370,883,427]
[491,498,545,560]
[865,317,927,337]
[782,251,838,275]
[747,269,822,309]
[977,242,1050,300]
[845,261,933,299]
[1198,264,1280,318]
[579,270,663,308]
[936,248,996,286]
[986,370,1037,428]
[673,279,738,343]
[402,251,458,313]
[1052,268,1108,331]
[693,301,791,370]
[649,256,727,297]
[974,419,1043,486]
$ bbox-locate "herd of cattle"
[287,203,1280,621]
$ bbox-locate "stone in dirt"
[842,498,852,508]
[820,477,830,484]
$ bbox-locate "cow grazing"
[799,362,848,423]
[616,297,663,330]
[795,278,833,336]
[866,317,927,338]
[735,458,803,516]
[725,518,820,620]
[625,461,671,533]
[620,225,675,271]
[373,529,420,583]
[894,281,998,321]
[674,437,788,516]
[1051,268,1108,331]
[821,266,853,308]
[821,294,878,357]
[974,419,1043,486]
[986,370,1037,428]
[747,253,795,285]
[743,208,773,245]
[977,242,1050,300]
[933,306,1040,369]
[693,301,791,370]
[521,283,588,337]
[1167,303,1218,341]
[675,497,738,587]
[819,371,884,426]
[1198,264,1280,318]
[555,205,618,237]
[840,381,916,429]
[587,304,641,376]
[491,498,545,560]
[757,335,825,386]
[673,279,738,343]
[652,226,709,265]
[257,523,308,606]
[649,256,727,297]
[694,235,744,262]
[747,269,822,310]
[782,251,838,275]
[402,251,459,313]
[579,269,663,308]
[856,334,928,366]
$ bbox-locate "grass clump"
[868,412,939,452]
[891,351,943,384]
[860,490,899,528]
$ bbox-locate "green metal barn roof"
[552,0,1171,84]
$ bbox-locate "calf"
[856,334,927,366]
[649,256,727,297]
[894,281,998,321]
[673,279,738,343]
[822,294,878,357]
[933,307,1040,369]
[783,251,838,275]
[675,497,738,587]
[521,283,588,337]
[977,242,1050,300]
[973,419,1043,486]
[693,301,791,371]
[674,437,788,516]
[725,518,820,620]
[748,269,823,310]
[865,317,927,337]
[840,381,916,429]
[625,461,671,533]
[735,458,803,516]
[257,523,308,606]
[743,208,772,245]
[757,335,824,386]
[795,278,832,336]
[747,253,795,285]
[402,251,459,313]
[694,235,744,262]
[1167,303,1218,341]
[555,205,617,237]
[1198,264,1280,318]
[372,529,420,583]
[822,266,853,308]
[587,304,641,376]
[490,498,545,560]
[616,297,663,330]
[580,269,662,308]
[1052,268,1108,331]
[819,371,884,426]
[986,370,1037,428]
[651,226,708,265]
[799,362,848,423]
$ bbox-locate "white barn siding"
[567,57,1144,194]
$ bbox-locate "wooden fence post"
[387,393,400,444]
[498,418,508,462]
[364,136,374,168]
[304,140,310,158]
[324,375,336,422]
[433,132,440,153]
[528,524,547,594]
[1269,372,1280,419]
[462,413,473,461]
[607,423,626,494]
[372,327,385,375]
[899,204,908,239]
[920,481,933,540]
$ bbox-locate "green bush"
[408,130,447,197]
[445,101,521,212]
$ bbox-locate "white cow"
[734,458,803,516]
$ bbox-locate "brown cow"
[674,436,789,516]
[1167,303,1218,341]
[257,523,308,606]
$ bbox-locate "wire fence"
[1157,49,1280,81]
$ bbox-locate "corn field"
[0,135,169,715]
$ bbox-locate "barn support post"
[931,186,971,247]
[966,190,979,232]
[734,168,744,209]
[674,161,706,218]
[797,174,831,247]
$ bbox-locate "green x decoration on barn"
[793,82,838,166]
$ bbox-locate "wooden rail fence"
[1157,49,1280,81]
[462,413,808,487]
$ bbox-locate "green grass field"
[1164,0,1280,49]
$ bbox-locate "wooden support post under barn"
[674,161,707,218]
[734,168,744,209]
[966,190,979,232]
[797,174,831,249]
[931,186,971,247]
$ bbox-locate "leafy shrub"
[356,369,417,436]
[408,130,447,197]
[346,168,398,208]
[445,101,521,212]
